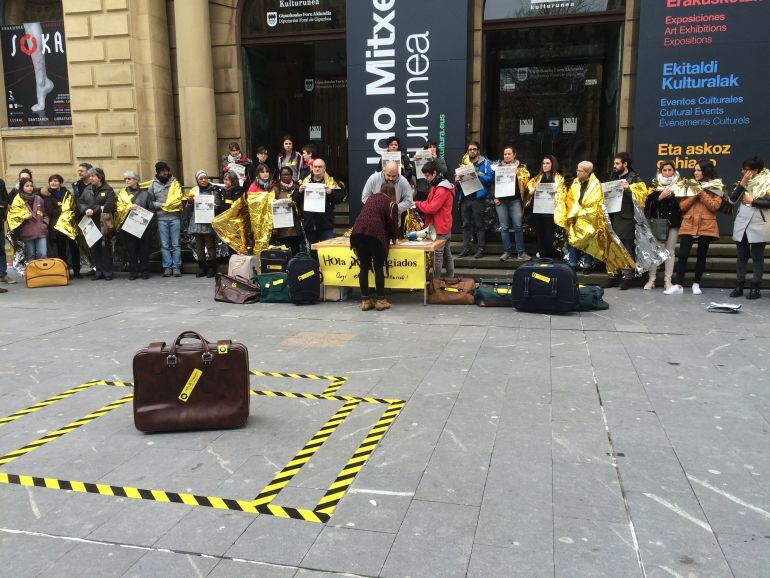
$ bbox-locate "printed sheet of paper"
[602,180,625,213]
[304,183,326,213]
[413,150,434,176]
[194,193,215,224]
[227,162,247,186]
[121,206,154,239]
[533,182,557,214]
[272,199,294,229]
[456,164,484,196]
[494,165,517,198]
[78,215,102,247]
[381,151,402,173]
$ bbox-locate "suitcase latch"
[217,344,229,355]
[202,351,214,364]
[166,354,178,366]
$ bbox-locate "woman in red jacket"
[350,182,400,311]
[414,161,456,279]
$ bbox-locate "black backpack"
[287,252,322,305]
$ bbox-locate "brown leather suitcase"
[132,331,250,432]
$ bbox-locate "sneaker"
[0,275,17,284]
[663,280,672,291]
[517,252,532,262]
[361,299,374,311]
[663,284,683,295]
[375,298,391,311]
[691,283,702,295]
[473,249,485,259]
[458,248,471,258]
[0,287,6,293]
[643,279,655,290]
[173,268,182,277]
[163,268,172,277]
[499,252,511,261]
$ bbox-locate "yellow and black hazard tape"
[314,401,405,518]
[0,382,98,429]
[249,370,348,396]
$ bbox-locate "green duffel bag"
[475,278,513,307]
[576,284,610,311]
[256,273,291,303]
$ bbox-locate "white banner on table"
[413,150,434,176]
[272,199,294,229]
[194,193,215,224]
[494,165,517,198]
[381,151,402,173]
[602,180,625,213]
[456,164,484,196]
[304,183,326,213]
[533,182,557,214]
[121,206,154,239]
[78,215,102,247]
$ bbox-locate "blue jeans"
[24,237,47,263]
[157,218,182,269]
[568,246,594,269]
[0,222,7,278]
[495,198,524,254]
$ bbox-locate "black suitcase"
[260,248,292,274]
[287,252,322,304]
[511,258,578,314]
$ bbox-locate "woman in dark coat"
[77,167,117,281]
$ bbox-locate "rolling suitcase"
[287,252,321,304]
[260,248,292,274]
[228,254,260,283]
[511,258,578,314]
[133,331,250,432]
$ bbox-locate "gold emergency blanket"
[746,168,770,198]
[300,172,341,189]
[628,181,652,207]
[212,196,248,255]
[115,183,149,230]
[6,195,30,233]
[699,178,725,197]
[53,192,79,240]
[555,174,635,274]
[246,190,275,256]
[161,180,184,213]
[404,208,424,237]
[526,172,567,201]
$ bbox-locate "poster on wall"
[346,0,468,219]
[243,0,346,36]
[632,1,770,233]
[0,21,71,127]
[484,0,617,20]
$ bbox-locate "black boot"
[747,282,761,300]
[729,281,744,298]
[206,261,217,278]
[196,261,207,278]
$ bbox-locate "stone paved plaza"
[0,277,768,577]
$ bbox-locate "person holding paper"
[220,142,255,191]
[272,166,302,254]
[664,160,724,296]
[150,161,183,278]
[187,170,221,279]
[118,171,155,280]
[298,159,343,245]
[77,168,117,281]
[414,161,455,279]
[361,161,413,217]
[456,141,494,258]
[378,136,416,185]
[415,140,448,201]
[526,155,566,259]
[607,153,650,289]
[493,145,531,262]
[644,161,682,290]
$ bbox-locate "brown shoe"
[0,287,7,293]
[375,298,391,311]
[361,299,375,311]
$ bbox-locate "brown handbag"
[132,331,250,432]
[100,211,115,238]
[427,277,476,305]
[25,258,69,288]
[214,273,261,304]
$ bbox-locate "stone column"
[173,0,218,185]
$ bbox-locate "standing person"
[11,177,49,263]
[277,135,303,180]
[378,136,416,185]
[186,170,220,279]
[608,152,646,290]
[70,162,92,275]
[526,155,566,259]
[350,182,399,311]
[43,174,81,277]
[415,140,449,201]
[361,161,413,216]
[414,161,455,279]
[149,161,183,277]
[272,166,302,255]
[77,168,116,281]
[118,171,155,280]
[297,159,343,245]
[644,161,682,290]
[456,141,494,258]
[728,156,770,299]
[221,142,256,190]
[246,164,273,196]
[493,145,531,262]
[0,175,14,285]
[221,169,245,206]
[8,168,33,203]
[72,163,92,201]
[255,146,271,174]
[299,143,318,182]
[664,160,724,295]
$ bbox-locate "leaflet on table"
[380,151,402,173]
[194,193,215,224]
[533,182,557,214]
[494,165,517,198]
[413,150,434,176]
[272,198,294,229]
[304,183,326,213]
[601,180,625,213]
[78,215,102,247]
[456,164,484,196]
[121,206,154,239]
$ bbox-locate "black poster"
[346,0,468,218]
[242,0,346,36]
[0,21,71,127]
[632,2,770,192]
[484,0,622,20]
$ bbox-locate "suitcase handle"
[168,331,211,360]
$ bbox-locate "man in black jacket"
[297,159,343,246]
[608,152,642,290]
[77,167,117,281]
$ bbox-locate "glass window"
[242,0,345,37]
[483,23,623,178]
[484,0,625,20]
